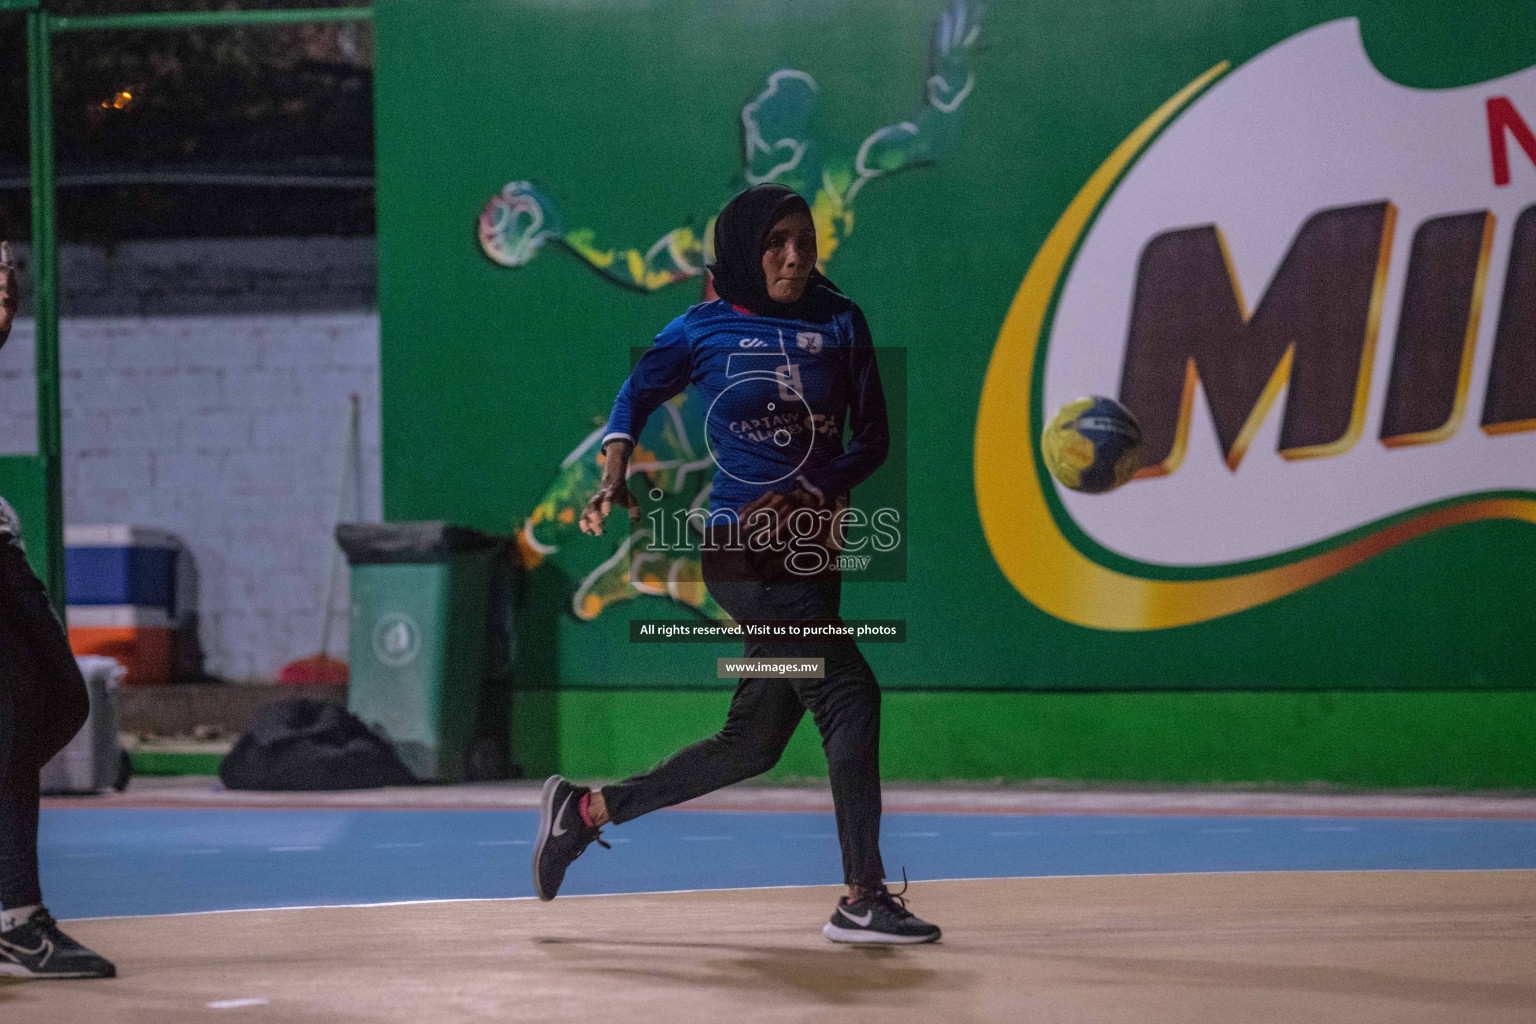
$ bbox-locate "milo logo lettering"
[1121,202,1533,475]
[975,18,1536,629]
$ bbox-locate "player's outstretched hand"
[579,439,641,536]
[579,481,640,536]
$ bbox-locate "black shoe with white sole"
[823,882,941,944]
[0,908,116,979]
[531,774,610,901]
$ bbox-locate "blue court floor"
[40,807,1536,920]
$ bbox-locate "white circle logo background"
[704,377,815,486]
[372,612,422,668]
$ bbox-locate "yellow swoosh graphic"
[973,61,1536,631]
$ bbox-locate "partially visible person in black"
[529,185,940,945]
[0,240,117,979]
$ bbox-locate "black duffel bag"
[220,698,417,791]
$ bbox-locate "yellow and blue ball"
[1041,396,1144,494]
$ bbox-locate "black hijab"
[709,183,830,318]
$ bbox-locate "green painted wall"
[374,0,1536,785]
[517,689,1536,790]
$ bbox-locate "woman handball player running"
[529,184,939,944]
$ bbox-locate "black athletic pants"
[601,544,886,889]
[0,540,89,910]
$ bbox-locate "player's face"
[761,210,817,304]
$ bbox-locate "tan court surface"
[7,871,1534,1023]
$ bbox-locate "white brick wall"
[0,312,381,681]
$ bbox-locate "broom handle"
[319,394,361,656]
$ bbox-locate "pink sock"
[578,792,596,828]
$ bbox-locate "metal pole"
[27,6,65,615]
[53,7,372,33]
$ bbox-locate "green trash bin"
[336,522,503,782]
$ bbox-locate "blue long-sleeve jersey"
[603,286,889,517]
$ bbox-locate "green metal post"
[27,6,65,615]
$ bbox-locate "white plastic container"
[39,656,131,795]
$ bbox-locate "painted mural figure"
[495,1,983,622]
[479,0,983,292]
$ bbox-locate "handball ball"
[1041,396,1144,494]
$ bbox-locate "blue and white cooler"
[65,525,181,686]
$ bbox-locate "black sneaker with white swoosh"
[531,774,610,901]
[823,880,941,944]
[0,908,116,979]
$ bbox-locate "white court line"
[678,835,734,841]
[1199,828,1256,834]
[208,998,269,1009]
[784,833,837,839]
[1302,826,1359,833]
[473,840,529,847]
[169,848,224,855]
[268,845,323,852]
[1093,829,1150,836]
[371,843,425,849]
[889,832,940,838]
[61,868,1536,923]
